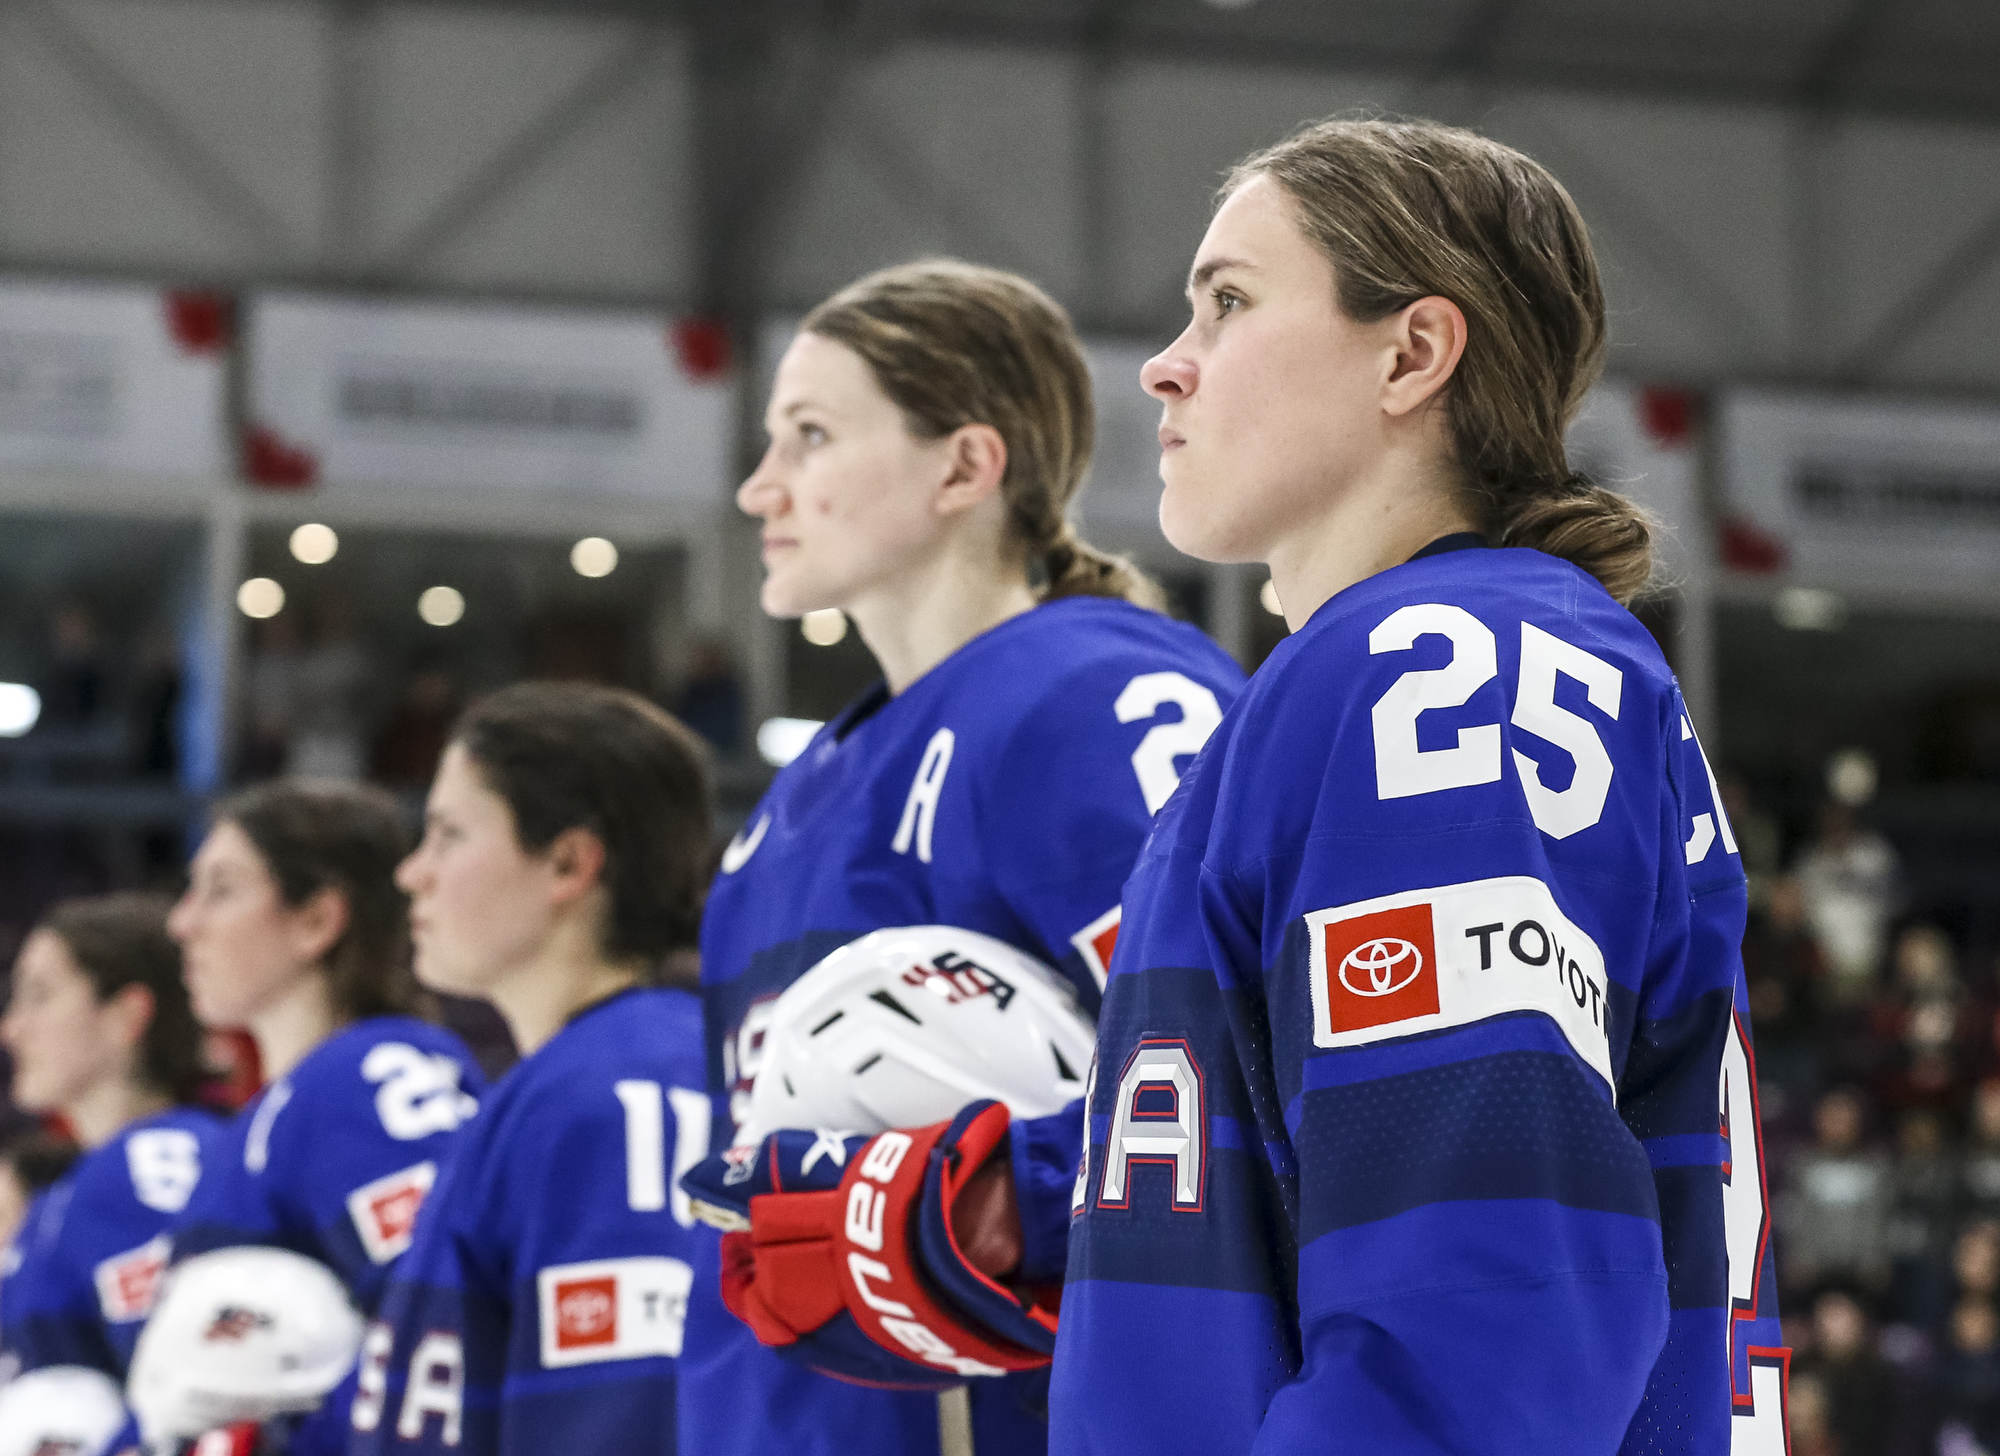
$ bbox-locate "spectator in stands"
[1889,1110,1961,1326]
[672,636,745,756]
[1961,1081,2000,1223]
[1794,1285,1899,1455]
[1932,1296,2000,1452]
[1795,800,1900,1002]
[38,604,107,731]
[1781,1086,1894,1294]
[1785,1369,1836,1456]
[1741,873,1830,1125]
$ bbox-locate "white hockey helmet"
[126,1246,364,1445]
[0,1365,126,1456]
[738,924,1097,1145]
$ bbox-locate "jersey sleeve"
[173,1032,482,1316]
[354,1078,702,1455]
[991,651,1241,1287]
[3,1121,208,1380]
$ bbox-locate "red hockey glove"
[682,1101,1059,1389]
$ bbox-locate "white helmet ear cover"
[126,1247,364,1444]
[0,1365,127,1456]
[739,924,1098,1144]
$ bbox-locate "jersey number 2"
[1117,672,1224,815]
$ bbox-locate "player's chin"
[1159,473,1254,564]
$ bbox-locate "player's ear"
[289,886,351,968]
[102,982,157,1063]
[1380,295,1466,419]
[544,826,609,908]
[934,423,1008,518]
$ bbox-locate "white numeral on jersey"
[362,1043,478,1142]
[1370,604,1503,800]
[1097,1039,1205,1212]
[666,1087,710,1229]
[1116,672,1225,815]
[615,1081,668,1212]
[1369,610,1623,840]
[125,1129,201,1214]
[614,1082,710,1226]
[1723,1012,1788,1453]
[1512,622,1623,841]
[1681,716,1740,866]
[893,728,956,863]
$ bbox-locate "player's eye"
[1210,287,1244,318]
[798,422,829,447]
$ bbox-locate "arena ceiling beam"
[12,0,301,258]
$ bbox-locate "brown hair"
[216,780,417,1021]
[1226,116,1654,604]
[452,683,713,984]
[37,893,207,1103]
[803,258,1165,610]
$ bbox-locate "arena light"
[418,585,465,627]
[237,577,285,619]
[1773,586,1843,632]
[571,537,619,579]
[0,684,41,738]
[1259,579,1283,616]
[800,609,847,647]
[289,523,339,565]
[757,717,824,768]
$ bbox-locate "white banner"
[0,281,228,477]
[246,295,733,501]
[1719,390,2000,602]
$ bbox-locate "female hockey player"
[0,893,222,1380]
[1048,117,1787,1454]
[135,780,484,1451]
[677,259,1245,1456]
[349,681,714,1454]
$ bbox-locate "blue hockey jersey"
[684,595,1244,1456]
[168,1016,482,1451]
[1052,542,1788,1456]
[352,988,707,1456]
[0,1106,224,1380]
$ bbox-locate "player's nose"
[737,447,788,519]
[1142,345,1197,402]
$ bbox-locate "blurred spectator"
[1794,1285,1899,1455]
[1794,801,1900,1001]
[1871,926,1976,1126]
[1889,1111,1961,1327]
[1742,874,1830,1124]
[37,604,106,730]
[673,637,745,755]
[373,667,461,789]
[241,613,302,779]
[1962,1082,2000,1222]
[1788,1369,1837,1456]
[287,597,370,780]
[1720,771,1784,907]
[1932,1297,2000,1452]
[1781,1087,1893,1293]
